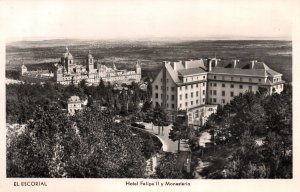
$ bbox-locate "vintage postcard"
[0,0,299,191]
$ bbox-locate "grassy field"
[6,39,292,82]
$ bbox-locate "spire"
[113,61,117,70]
[136,60,140,68]
[66,46,69,53]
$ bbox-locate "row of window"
[179,83,206,91]
[179,98,206,108]
[210,89,251,97]
[273,77,281,83]
[209,98,226,104]
[155,85,176,91]
[210,83,254,89]
[154,93,175,100]
[179,90,205,100]
[183,75,206,83]
[212,75,262,83]
[154,83,206,91]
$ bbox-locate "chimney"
[208,59,212,72]
[233,59,239,68]
[251,60,257,69]
[171,62,177,71]
[182,61,188,69]
[214,58,221,67]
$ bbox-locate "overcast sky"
[0,0,297,42]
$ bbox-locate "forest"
[6,78,293,178]
[191,85,293,178]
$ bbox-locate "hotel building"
[151,58,285,125]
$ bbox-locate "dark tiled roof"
[267,69,281,76]
[210,67,267,76]
[178,67,207,76]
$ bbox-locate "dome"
[67,53,73,59]
[62,47,73,59]
[87,50,93,58]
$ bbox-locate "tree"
[7,105,147,178]
[155,153,184,179]
[152,106,169,136]
[169,111,189,153]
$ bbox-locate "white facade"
[152,58,285,125]
[68,95,83,115]
[55,47,142,85]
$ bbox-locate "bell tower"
[136,61,141,74]
[86,50,94,72]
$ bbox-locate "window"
[210,98,212,103]
[191,101,193,106]
[230,84,234,88]
[203,82,206,86]
[191,84,193,88]
[203,90,205,95]
[171,87,175,91]
[161,86,163,90]
[222,91,225,96]
[185,102,188,107]
[167,78,169,83]
[191,92,193,98]
[203,98,205,103]
[213,90,217,95]
[240,77,243,81]
[179,104,182,108]
[222,84,225,87]
[179,94,182,100]
[185,85,188,90]
[185,93,188,99]
[210,83,213,87]
[214,83,217,87]
[155,93,158,98]
[171,95,175,100]
[196,100,199,104]
[196,91,199,96]
[210,90,212,95]
[155,85,158,89]
[249,86,252,91]
[230,92,234,97]
[249,78,252,82]
[214,76,216,79]
[259,79,262,82]
[203,76,206,79]
[180,86,182,91]
[231,77,234,81]
[172,104,175,109]
[167,103,169,107]
[213,98,217,103]
[167,86,169,91]
[196,84,198,88]
[239,85,243,89]
[167,95,169,100]
[222,99,225,104]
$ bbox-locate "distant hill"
[5,39,293,82]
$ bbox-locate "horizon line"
[6,35,292,44]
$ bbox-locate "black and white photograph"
[0,0,299,191]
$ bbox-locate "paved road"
[141,122,189,153]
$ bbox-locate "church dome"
[87,50,93,58]
[62,47,73,59]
